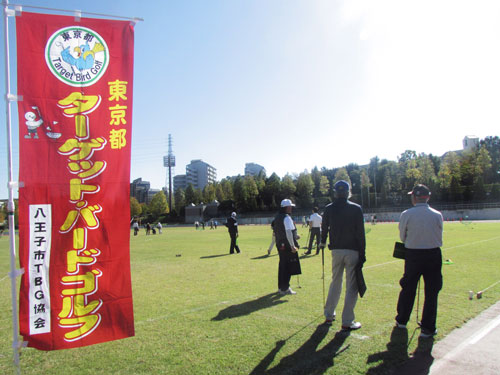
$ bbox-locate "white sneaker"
[279,288,296,295]
[342,321,361,330]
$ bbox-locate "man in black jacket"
[320,180,366,330]
[225,212,241,254]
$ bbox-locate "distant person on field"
[157,222,162,234]
[146,223,151,235]
[132,221,139,236]
[320,180,366,330]
[274,199,301,295]
[395,184,443,338]
[305,207,322,255]
[267,219,276,256]
[225,212,241,254]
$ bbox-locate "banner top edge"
[2,2,144,22]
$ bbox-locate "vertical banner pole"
[3,1,22,374]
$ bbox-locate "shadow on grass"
[366,327,434,374]
[200,254,232,259]
[299,253,319,260]
[211,293,287,321]
[250,325,351,374]
[251,254,277,260]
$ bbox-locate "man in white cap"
[273,198,301,295]
[320,180,366,330]
[225,212,241,254]
[395,184,443,338]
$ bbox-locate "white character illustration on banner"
[24,106,61,139]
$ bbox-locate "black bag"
[288,251,302,275]
[355,266,367,298]
[393,242,406,259]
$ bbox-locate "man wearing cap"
[305,207,322,255]
[395,184,443,338]
[225,212,241,254]
[320,180,366,330]
[274,199,301,295]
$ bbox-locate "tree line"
[131,136,500,222]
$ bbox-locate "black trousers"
[229,233,240,254]
[308,227,321,252]
[278,249,293,291]
[396,248,442,332]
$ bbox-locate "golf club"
[416,278,421,325]
[303,228,311,249]
[321,246,325,307]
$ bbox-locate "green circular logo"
[45,26,109,87]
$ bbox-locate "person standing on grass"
[274,199,301,295]
[267,219,276,256]
[132,220,139,236]
[395,184,443,338]
[320,180,366,330]
[225,212,241,254]
[305,207,322,255]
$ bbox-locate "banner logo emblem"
[45,26,109,87]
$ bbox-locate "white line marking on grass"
[480,279,500,293]
[442,236,500,251]
[364,260,399,270]
[350,333,370,340]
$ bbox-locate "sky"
[1,0,500,199]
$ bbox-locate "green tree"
[438,152,461,189]
[149,191,169,219]
[263,173,281,210]
[242,175,259,210]
[130,197,142,218]
[174,188,186,213]
[480,136,500,183]
[360,169,371,207]
[475,145,492,183]
[220,178,234,201]
[185,184,202,205]
[318,175,330,197]
[203,183,216,203]
[232,177,244,208]
[417,153,436,187]
[280,174,296,200]
[215,183,225,202]
[295,172,314,208]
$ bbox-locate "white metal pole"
[3,1,22,373]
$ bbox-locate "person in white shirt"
[305,207,322,255]
[396,184,443,338]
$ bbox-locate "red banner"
[16,12,135,350]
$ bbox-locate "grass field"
[1,221,500,374]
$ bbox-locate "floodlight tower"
[163,134,175,211]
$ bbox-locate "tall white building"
[463,136,479,151]
[244,162,266,177]
[174,159,217,191]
